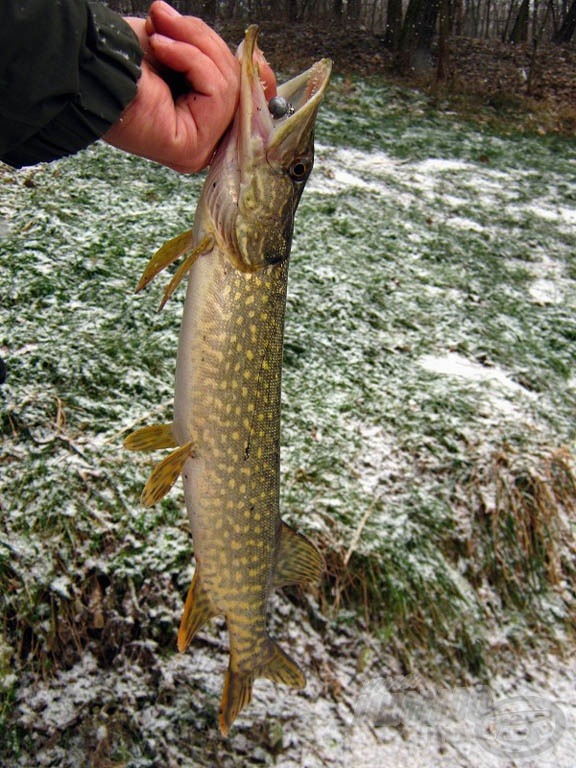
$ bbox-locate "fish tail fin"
[218,640,304,736]
[219,668,254,737]
[177,569,217,652]
[260,639,306,688]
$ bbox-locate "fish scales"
[177,252,289,649]
[125,27,331,736]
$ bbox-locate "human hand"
[103,1,277,173]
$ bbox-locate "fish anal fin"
[141,439,194,507]
[136,229,195,292]
[259,639,306,688]
[159,234,214,309]
[124,423,177,452]
[219,668,254,737]
[273,521,324,589]
[177,569,217,652]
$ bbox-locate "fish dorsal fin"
[140,439,195,507]
[273,522,324,588]
[136,229,195,292]
[158,234,214,310]
[178,569,218,652]
[124,423,177,452]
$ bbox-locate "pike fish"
[125,28,331,735]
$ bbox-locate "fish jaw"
[201,27,332,272]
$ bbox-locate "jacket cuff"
[2,2,142,168]
[80,2,142,127]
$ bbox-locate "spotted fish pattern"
[125,28,331,735]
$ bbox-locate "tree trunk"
[384,0,404,49]
[286,0,298,23]
[452,0,463,35]
[483,0,492,38]
[508,0,530,42]
[203,0,218,21]
[348,0,362,23]
[554,0,576,41]
[437,0,454,80]
[333,0,344,24]
[398,0,442,72]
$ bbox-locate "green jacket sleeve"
[0,0,142,168]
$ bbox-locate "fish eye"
[289,159,310,181]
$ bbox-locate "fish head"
[204,26,331,272]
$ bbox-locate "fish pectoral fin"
[159,234,215,310]
[136,229,195,292]
[259,639,306,688]
[177,569,217,652]
[272,522,324,589]
[140,439,195,507]
[219,668,254,737]
[124,423,177,452]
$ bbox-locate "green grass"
[1,75,575,762]
[284,77,576,667]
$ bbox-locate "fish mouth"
[238,26,332,165]
[204,28,331,272]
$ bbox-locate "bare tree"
[384,0,404,48]
[508,0,530,41]
[437,0,455,79]
[103,0,576,42]
[554,0,576,40]
[398,0,442,71]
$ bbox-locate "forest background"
[108,0,576,133]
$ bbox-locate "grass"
[281,77,576,668]
[1,75,575,762]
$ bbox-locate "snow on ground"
[526,253,570,306]
[418,352,523,391]
[2,89,575,766]
[309,139,576,358]
[417,351,536,421]
[349,655,576,768]
[13,626,576,768]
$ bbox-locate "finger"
[175,87,235,169]
[148,36,238,169]
[150,32,275,100]
[123,17,152,56]
[149,34,237,97]
[150,2,274,98]
[150,2,229,54]
[149,2,237,80]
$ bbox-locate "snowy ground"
[11,612,576,767]
[2,79,575,765]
